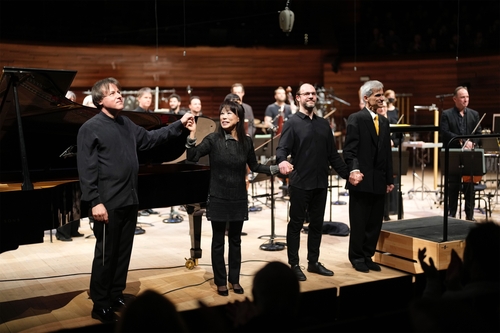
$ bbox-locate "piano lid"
[0,67,206,184]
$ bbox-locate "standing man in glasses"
[276,83,363,281]
[77,77,194,324]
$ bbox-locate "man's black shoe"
[144,209,159,214]
[71,231,85,237]
[292,265,307,281]
[91,307,118,324]
[365,260,382,271]
[307,262,334,276]
[56,231,72,242]
[135,227,145,235]
[353,262,369,273]
[112,298,126,311]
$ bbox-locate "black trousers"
[211,220,244,287]
[90,204,138,309]
[287,186,327,266]
[348,191,385,264]
[448,175,474,218]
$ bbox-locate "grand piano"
[0,67,214,267]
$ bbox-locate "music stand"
[440,149,485,177]
[391,149,409,217]
[329,166,346,205]
[258,132,286,251]
[441,149,485,219]
[162,206,184,223]
[249,135,279,211]
[324,167,347,226]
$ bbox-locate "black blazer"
[440,107,481,148]
[343,108,393,195]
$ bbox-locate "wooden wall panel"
[0,43,326,119]
[324,55,500,133]
[1,42,498,126]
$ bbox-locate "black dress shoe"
[217,286,229,296]
[353,262,369,273]
[112,297,126,311]
[383,216,391,221]
[71,231,85,237]
[307,262,334,276]
[145,208,159,214]
[139,210,150,216]
[56,231,72,242]
[134,227,145,235]
[91,307,118,324]
[292,265,307,281]
[231,284,244,294]
[365,260,381,271]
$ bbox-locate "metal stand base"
[259,239,286,251]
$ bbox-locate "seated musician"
[264,86,293,132]
[440,86,481,221]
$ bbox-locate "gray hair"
[137,87,152,98]
[360,80,384,99]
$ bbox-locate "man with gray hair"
[343,80,394,273]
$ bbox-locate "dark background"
[1,0,499,58]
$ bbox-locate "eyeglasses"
[298,92,317,96]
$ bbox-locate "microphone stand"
[259,127,286,251]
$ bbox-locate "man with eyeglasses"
[77,77,194,324]
[276,83,363,281]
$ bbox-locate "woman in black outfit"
[185,101,278,296]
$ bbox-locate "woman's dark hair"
[217,101,249,150]
[224,93,241,103]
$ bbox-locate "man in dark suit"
[343,80,394,273]
[440,86,481,221]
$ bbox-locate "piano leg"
[186,204,204,269]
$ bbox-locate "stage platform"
[1,167,498,332]
[375,216,474,274]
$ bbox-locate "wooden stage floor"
[1,169,499,332]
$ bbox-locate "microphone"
[435,93,453,99]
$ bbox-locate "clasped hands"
[349,171,363,186]
[278,161,364,187]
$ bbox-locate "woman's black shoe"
[217,286,229,296]
[232,284,244,294]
